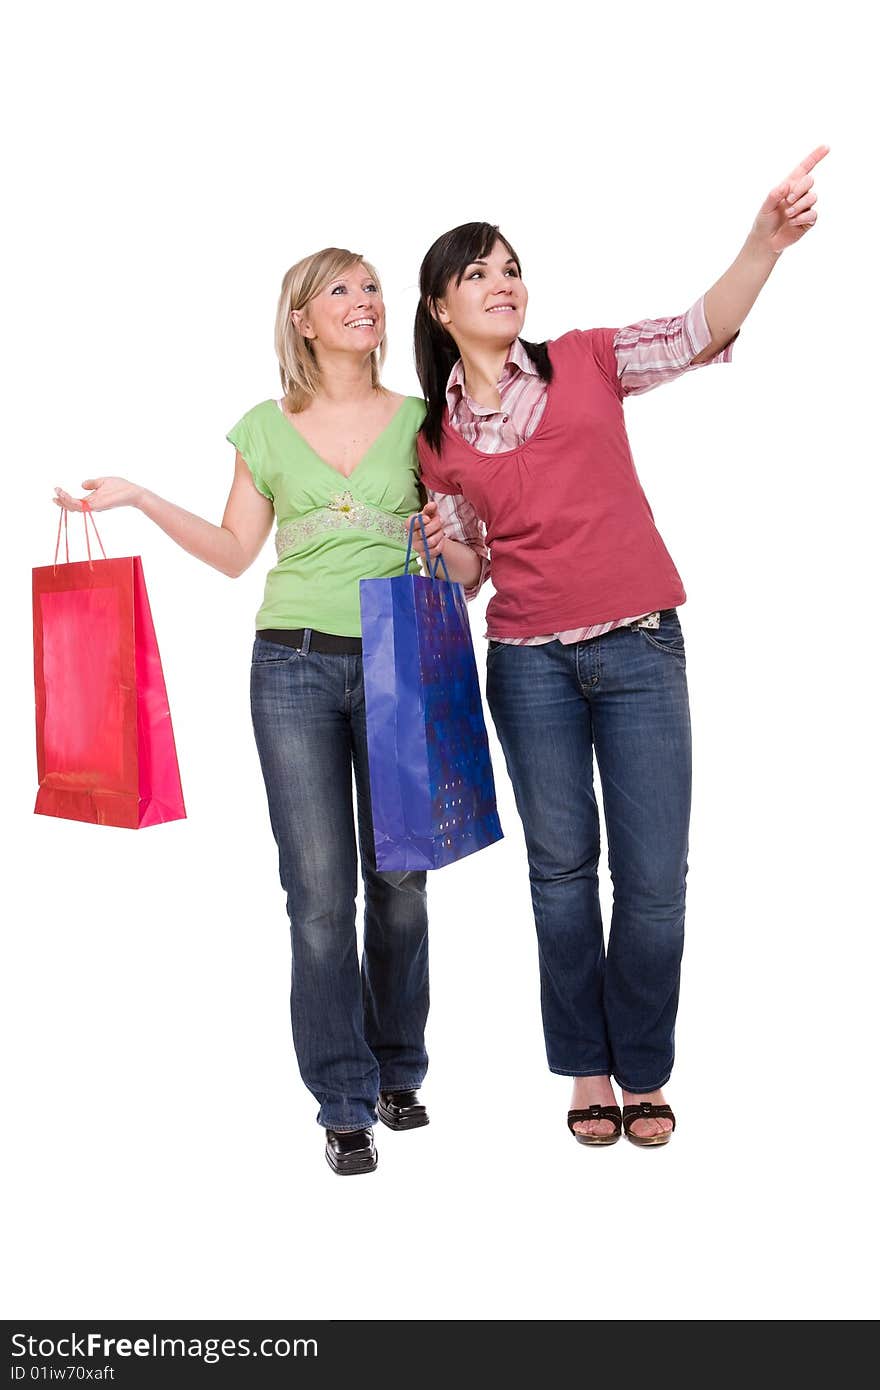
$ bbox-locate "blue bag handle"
[404,513,452,583]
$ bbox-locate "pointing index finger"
[791,144,830,179]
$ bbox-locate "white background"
[3,0,876,1323]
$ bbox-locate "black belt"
[257,627,362,654]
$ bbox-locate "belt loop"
[301,627,312,655]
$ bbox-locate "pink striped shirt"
[430,294,737,644]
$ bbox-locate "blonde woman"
[54,248,431,1176]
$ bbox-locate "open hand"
[54,477,144,512]
[751,144,829,255]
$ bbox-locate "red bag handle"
[53,500,108,575]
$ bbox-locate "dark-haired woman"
[410,147,828,1146]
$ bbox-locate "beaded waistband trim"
[275,490,410,559]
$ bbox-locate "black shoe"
[325,1127,378,1175]
[377,1089,429,1131]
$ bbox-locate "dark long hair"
[414,222,553,454]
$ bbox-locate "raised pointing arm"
[691,144,829,363]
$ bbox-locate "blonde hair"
[274,247,387,413]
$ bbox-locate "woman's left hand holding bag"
[405,498,447,569]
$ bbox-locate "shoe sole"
[573,1134,620,1146]
[325,1149,379,1175]
[377,1109,430,1132]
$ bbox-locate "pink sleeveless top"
[417,329,686,637]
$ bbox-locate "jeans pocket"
[638,609,686,659]
[251,637,300,665]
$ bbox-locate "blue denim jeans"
[250,635,429,1131]
[485,610,691,1093]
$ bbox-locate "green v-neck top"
[226,395,425,636]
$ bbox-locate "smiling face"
[293,263,385,357]
[433,238,527,351]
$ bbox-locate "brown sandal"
[622,1102,676,1147]
[567,1104,622,1147]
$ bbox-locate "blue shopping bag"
[360,518,503,871]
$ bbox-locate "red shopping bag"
[32,507,186,829]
